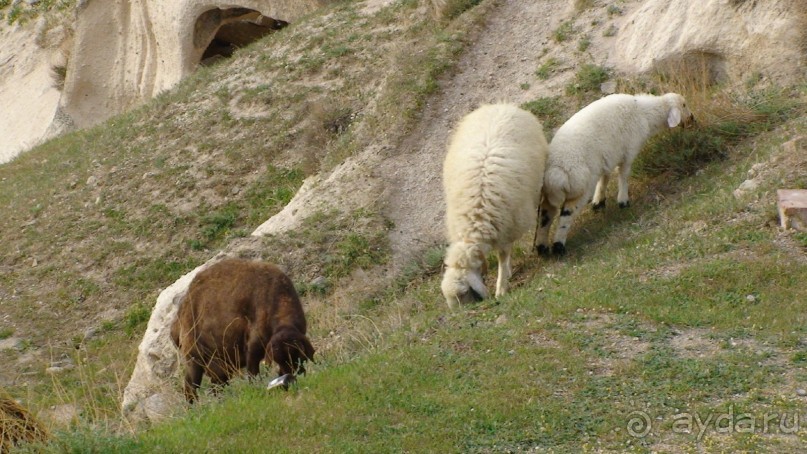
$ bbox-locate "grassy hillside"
[0,0,491,430]
[39,108,807,452]
[2,0,807,452]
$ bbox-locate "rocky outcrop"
[614,0,806,85]
[0,21,68,164]
[0,0,329,163]
[58,0,328,131]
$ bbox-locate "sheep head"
[664,93,696,128]
[268,327,315,377]
[441,242,489,308]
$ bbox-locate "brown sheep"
[170,259,315,403]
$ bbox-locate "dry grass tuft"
[0,393,49,452]
[574,0,595,12]
[651,52,760,129]
[427,0,482,21]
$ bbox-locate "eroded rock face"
[57,0,327,131]
[0,21,67,164]
[614,0,806,85]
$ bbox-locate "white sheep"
[441,103,548,308]
[535,92,694,256]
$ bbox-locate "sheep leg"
[552,196,589,256]
[183,361,204,403]
[616,163,632,208]
[495,249,512,298]
[535,199,559,257]
[246,336,266,377]
[592,174,609,211]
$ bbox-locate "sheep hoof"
[536,244,551,257]
[592,200,606,211]
[618,201,630,209]
[551,242,566,256]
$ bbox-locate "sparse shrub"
[51,64,67,91]
[430,0,483,21]
[243,166,304,224]
[565,64,610,96]
[521,96,566,133]
[6,4,21,24]
[578,35,591,52]
[393,245,445,291]
[574,0,595,12]
[636,88,800,177]
[606,5,622,16]
[745,72,763,90]
[603,24,618,37]
[635,128,728,177]
[123,303,152,335]
[200,204,239,243]
[114,258,199,291]
[535,57,560,80]
[326,232,387,279]
[0,328,12,340]
[553,21,575,42]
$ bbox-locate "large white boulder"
[120,262,206,421]
[614,0,806,85]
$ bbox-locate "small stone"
[45,365,74,375]
[600,80,617,94]
[0,337,21,351]
[83,327,98,340]
[797,389,807,397]
[733,179,759,198]
[495,314,508,325]
[746,294,756,303]
[310,276,327,287]
[747,162,765,177]
[86,175,98,187]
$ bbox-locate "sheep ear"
[667,107,682,127]
[467,271,488,301]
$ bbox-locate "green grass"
[553,21,575,42]
[578,35,591,52]
[521,96,567,135]
[535,57,560,80]
[565,63,611,97]
[3,0,74,24]
[23,102,805,452]
[636,87,801,177]
[438,0,484,21]
[3,0,807,452]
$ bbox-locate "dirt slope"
[380,0,571,270]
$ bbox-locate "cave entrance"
[195,8,288,66]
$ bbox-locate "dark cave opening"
[196,8,288,66]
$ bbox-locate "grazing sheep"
[441,103,548,308]
[170,258,315,403]
[535,92,694,256]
